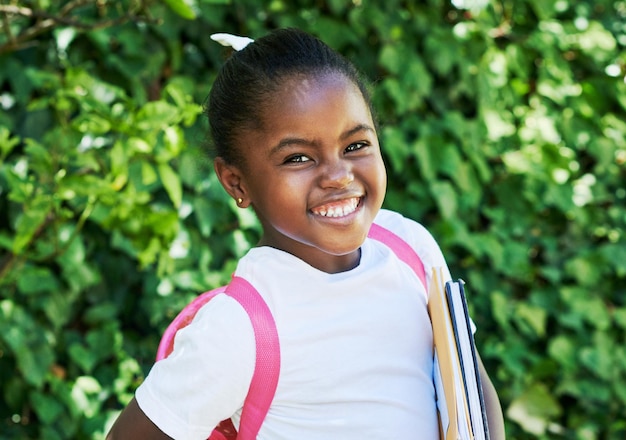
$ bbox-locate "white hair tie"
[210,33,254,51]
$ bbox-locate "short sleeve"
[135,294,256,440]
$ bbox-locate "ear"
[213,157,250,208]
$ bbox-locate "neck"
[258,237,361,274]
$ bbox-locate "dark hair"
[207,28,375,165]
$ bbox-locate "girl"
[107,28,505,439]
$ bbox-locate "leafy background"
[0,0,625,438]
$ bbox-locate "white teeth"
[314,198,359,218]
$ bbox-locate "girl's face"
[222,72,386,273]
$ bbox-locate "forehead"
[259,71,372,128]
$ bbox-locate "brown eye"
[284,154,311,164]
[345,142,367,153]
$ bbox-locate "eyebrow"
[340,123,376,140]
[269,123,376,157]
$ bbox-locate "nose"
[319,157,354,189]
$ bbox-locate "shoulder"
[373,209,441,256]
[373,209,450,280]
[155,292,257,374]
[155,291,257,375]
[135,292,256,437]
[374,209,434,243]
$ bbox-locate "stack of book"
[428,267,490,440]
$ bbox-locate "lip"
[310,196,363,219]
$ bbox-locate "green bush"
[1,0,624,438]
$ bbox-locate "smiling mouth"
[311,197,361,218]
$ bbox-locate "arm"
[477,355,506,440]
[106,397,172,440]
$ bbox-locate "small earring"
[236,198,243,205]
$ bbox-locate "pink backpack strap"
[157,286,227,360]
[225,276,280,440]
[367,222,428,293]
[155,277,280,440]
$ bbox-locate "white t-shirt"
[136,209,450,439]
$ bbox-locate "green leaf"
[430,181,457,219]
[71,376,103,418]
[83,303,118,324]
[528,0,559,20]
[24,139,53,170]
[86,325,119,360]
[547,335,576,370]
[158,163,182,209]
[136,101,180,131]
[58,175,112,199]
[163,126,184,157]
[141,161,158,186]
[0,126,20,159]
[0,300,55,387]
[381,126,410,172]
[574,21,617,62]
[30,391,65,424]
[72,114,112,134]
[614,308,626,330]
[113,358,142,397]
[600,243,626,277]
[162,0,198,20]
[579,331,615,381]
[68,343,98,373]
[515,303,547,337]
[193,196,218,236]
[560,286,611,330]
[128,137,153,154]
[507,383,562,435]
[17,266,60,295]
[489,291,513,329]
[379,44,402,74]
[41,290,73,329]
[413,138,435,182]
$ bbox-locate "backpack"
[156,222,427,440]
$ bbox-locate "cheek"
[264,174,310,206]
[368,156,388,188]
[369,159,388,206]
[378,159,388,183]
